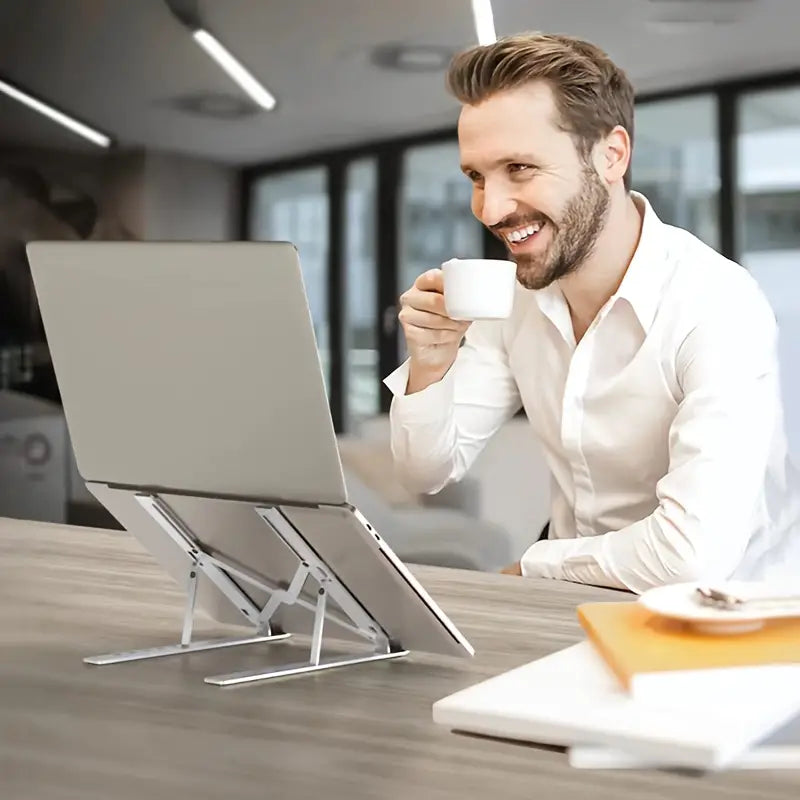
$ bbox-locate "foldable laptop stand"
[84,492,408,686]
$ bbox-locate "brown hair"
[446,32,635,190]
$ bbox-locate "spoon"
[695,586,800,612]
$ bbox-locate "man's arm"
[385,320,522,495]
[520,285,782,593]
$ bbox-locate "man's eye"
[508,163,532,174]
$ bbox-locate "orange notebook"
[577,601,800,698]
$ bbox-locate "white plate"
[639,581,800,634]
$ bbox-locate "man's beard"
[502,167,610,291]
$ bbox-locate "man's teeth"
[506,223,542,244]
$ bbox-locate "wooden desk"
[1,518,798,800]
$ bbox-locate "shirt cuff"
[520,539,568,580]
[520,536,628,590]
[520,537,602,581]
[383,360,455,422]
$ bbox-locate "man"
[383,32,800,593]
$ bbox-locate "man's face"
[458,82,610,290]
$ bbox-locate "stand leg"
[203,648,409,686]
[203,570,409,687]
[309,584,327,667]
[83,632,291,666]
[181,568,198,647]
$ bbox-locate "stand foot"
[204,648,409,686]
[84,632,291,665]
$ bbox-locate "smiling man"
[383,32,800,593]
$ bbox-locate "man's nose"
[478,183,516,228]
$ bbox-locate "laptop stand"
[84,493,408,685]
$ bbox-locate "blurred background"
[1,0,799,572]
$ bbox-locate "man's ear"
[595,125,631,186]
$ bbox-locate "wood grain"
[1,517,798,800]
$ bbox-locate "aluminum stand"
[85,494,408,684]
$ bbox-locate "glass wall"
[737,85,800,270]
[398,141,483,359]
[631,95,720,248]
[737,84,800,459]
[344,158,379,425]
[248,167,330,385]
[399,141,483,294]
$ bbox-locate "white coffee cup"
[442,258,517,321]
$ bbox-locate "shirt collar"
[533,280,574,346]
[613,191,670,334]
[531,191,669,337]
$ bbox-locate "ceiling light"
[370,43,454,73]
[192,29,276,111]
[645,19,737,33]
[471,0,497,45]
[165,91,260,119]
[0,77,112,148]
[646,0,753,27]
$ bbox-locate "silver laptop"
[27,240,473,684]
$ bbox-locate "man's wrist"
[406,358,453,394]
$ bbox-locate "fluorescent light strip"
[0,78,111,148]
[471,0,497,45]
[192,29,276,110]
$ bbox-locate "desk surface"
[2,517,798,800]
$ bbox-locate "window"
[736,84,800,459]
[632,95,720,248]
[398,141,482,358]
[737,85,800,267]
[399,141,482,291]
[344,158,379,425]
[248,167,330,384]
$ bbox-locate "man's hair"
[446,32,635,190]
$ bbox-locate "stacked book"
[432,587,800,771]
[571,600,800,769]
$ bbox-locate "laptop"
[26,240,474,669]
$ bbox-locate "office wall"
[0,145,239,523]
[0,147,144,349]
[0,146,238,244]
[0,146,238,337]
[142,152,239,241]
[0,147,145,239]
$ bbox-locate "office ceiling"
[0,0,798,165]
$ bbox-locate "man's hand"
[398,269,470,394]
[500,561,522,576]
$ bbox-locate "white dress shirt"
[384,194,800,593]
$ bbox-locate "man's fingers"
[413,268,444,293]
[401,287,448,316]
[399,307,464,331]
[402,324,462,346]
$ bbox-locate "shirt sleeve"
[384,321,522,495]
[521,281,782,593]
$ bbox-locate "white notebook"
[432,641,800,771]
[569,713,800,770]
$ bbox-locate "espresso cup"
[441,258,517,321]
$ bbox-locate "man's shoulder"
[655,226,777,357]
[662,224,770,313]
